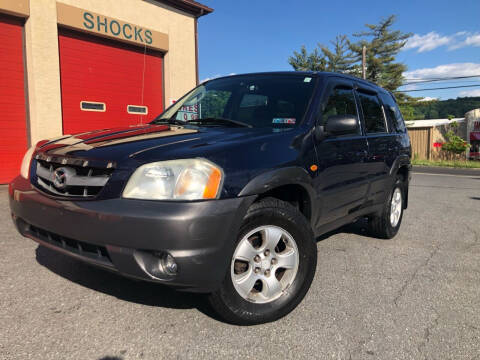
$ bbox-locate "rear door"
[313,78,369,226]
[355,86,396,207]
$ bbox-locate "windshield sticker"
[304,77,312,83]
[272,118,296,125]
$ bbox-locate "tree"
[397,96,480,120]
[350,15,411,92]
[319,35,357,74]
[288,45,327,72]
[288,15,411,97]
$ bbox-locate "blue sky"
[197,0,480,100]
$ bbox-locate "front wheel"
[208,198,317,325]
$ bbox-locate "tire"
[368,175,405,239]
[208,197,317,325]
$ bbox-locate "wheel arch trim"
[237,167,317,220]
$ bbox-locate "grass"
[412,158,480,169]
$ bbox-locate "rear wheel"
[208,198,317,325]
[368,176,405,239]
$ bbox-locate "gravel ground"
[1,172,479,360]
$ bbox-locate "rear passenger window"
[357,92,387,134]
[379,93,406,133]
[322,88,358,123]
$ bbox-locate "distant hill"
[398,97,480,120]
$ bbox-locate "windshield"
[154,74,317,129]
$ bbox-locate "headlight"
[123,159,223,200]
[20,146,36,179]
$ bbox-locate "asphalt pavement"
[1,172,479,360]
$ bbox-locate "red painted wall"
[58,28,164,135]
[0,15,28,183]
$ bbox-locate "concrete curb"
[413,165,480,176]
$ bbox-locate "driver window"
[321,87,360,134]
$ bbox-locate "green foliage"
[441,129,470,155]
[411,158,480,168]
[289,35,357,74]
[288,45,327,72]
[288,15,411,94]
[319,35,357,73]
[398,97,480,120]
[350,15,411,92]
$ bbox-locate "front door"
[313,78,369,227]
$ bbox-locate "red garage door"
[58,29,164,135]
[0,15,28,183]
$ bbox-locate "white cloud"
[404,32,454,52]
[404,31,480,52]
[459,89,480,97]
[404,63,480,80]
[457,33,480,49]
[418,96,438,102]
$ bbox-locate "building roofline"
[153,0,213,17]
[405,118,465,128]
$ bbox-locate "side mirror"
[325,114,358,136]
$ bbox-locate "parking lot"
[1,171,479,360]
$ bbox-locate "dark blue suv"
[9,72,411,325]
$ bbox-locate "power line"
[396,84,480,92]
[401,75,480,86]
[403,75,480,81]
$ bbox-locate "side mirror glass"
[325,114,358,136]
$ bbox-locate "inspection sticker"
[272,118,296,124]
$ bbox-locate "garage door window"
[80,101,105,112]
[127,105,148,115]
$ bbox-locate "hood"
[37,123,300,167]
[39,124,196,159]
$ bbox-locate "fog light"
[133,250,178,280]
[162,253,178,274]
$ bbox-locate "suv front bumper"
[9,176,255,292]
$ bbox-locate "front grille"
[33,154,115,198]
[27,224,112,266]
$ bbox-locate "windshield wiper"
[190,117,252,128]
[151,118,187,126]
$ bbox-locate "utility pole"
[362,46,366,80]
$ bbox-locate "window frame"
[354,87,389,135]
[318,78,363,137]
[378,92,406,134]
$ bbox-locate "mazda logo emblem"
[52,168,69,189]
